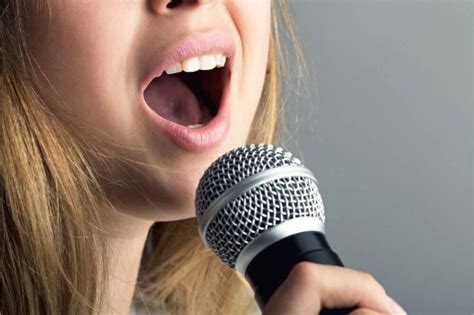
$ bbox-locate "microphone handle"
[244,231,357,315]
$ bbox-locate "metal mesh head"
[195,143,325,269]
[195,144,303,217]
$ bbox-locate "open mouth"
[143,56,228,129]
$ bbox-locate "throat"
[143,74,214,127]
[178,72,219,117]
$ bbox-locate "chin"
[145,154,214,222]
[158,174,201,222]
[151,136,249,222]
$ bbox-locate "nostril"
[166,0,183,9]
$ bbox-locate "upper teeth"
[164,54,226,76]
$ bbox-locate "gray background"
[284,1,473,314]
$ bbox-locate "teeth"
[187,123,204,129]
[164,54,226,76]
[216,54,226,68]
[199,55,217,70]
[182,56,200,72]
[164,62,182,75]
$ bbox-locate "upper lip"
[139,30,236,95]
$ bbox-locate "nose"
[149,0,216,14]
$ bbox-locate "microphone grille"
[195,144,325,269]
[195,144,303,217]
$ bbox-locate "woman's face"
[28,0,271,221]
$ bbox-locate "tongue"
[143,75,206,126]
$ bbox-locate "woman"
[0,0,405,314]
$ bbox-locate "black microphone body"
[245,231,356,315]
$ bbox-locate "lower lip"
[140,67,232,153]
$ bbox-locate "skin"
[28,0,270,223]
[27,0,271,313]
[26,1,405,314]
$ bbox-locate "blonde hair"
[0,1,306,314]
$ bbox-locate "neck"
[100,208,155,315]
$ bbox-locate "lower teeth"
[187,124,204,129]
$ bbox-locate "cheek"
[228,1,271,135]
[30,2,140,136]
[228,1,272,53]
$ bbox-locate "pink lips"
[139,31,235,152]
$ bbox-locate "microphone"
[195,143,357,315]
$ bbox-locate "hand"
[262,262,406,315]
